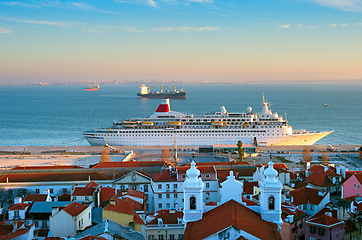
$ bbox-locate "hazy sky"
[1,0,362,83]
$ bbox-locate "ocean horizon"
[0,83,361,146]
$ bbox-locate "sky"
[0,0,362,83]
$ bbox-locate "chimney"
[109,197,116,205]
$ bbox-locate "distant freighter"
[86,83,100,91]
[83,95,333,146]
[137,84,186,99]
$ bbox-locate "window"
[158,194,162,199]
[36,189,40,194]
[14,210,20,219]
[63,188,67,194]
[206,173,210,178]
[166,194,170,198]
[158,203,162,209]
[158,184,162,189]
[131,185,137,190]
[43,221,48,228]
[179,234,184,240]
[268,196,275,210]
[174,193,178,198]
[354,183,356,188]
[50,188,54,194]
[158,235,164,240]
[149,235,154,240]
[174,203,178,208]
[310,205,315,211]
[310,225,315,234]
[174,184,177,189]
[72,196,77,201]
[206,183,210,188]
[190,196,196,210]
[166,184,170,189]
[318,227,324,236]
[144,184,148,192]
[169,234,175,240]
[166,203,170,208]
[85,196,89,201]
[35,221,39,228]
[182,174,186,179]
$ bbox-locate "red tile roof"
[123,197,144,211]
[99,187,116,207]
[183,161,251,166]
[281,205,306,220]
[24,194,48,202]
[125,189,145,199]
[243,181,259,194]
[72,187,95,196]
[92,160,165,169]
[63,202,88,217]
[289,187,326,206]
[147,209,183,225]
[0,172,111,183]
[11,165,84,170]
[184,200,282,240]
[151,170,177,182]
[8,203,29,211]
[104,199,135,216]
[206,201,218,206]
[177,166,216,175]
[58,193,71,201]
[85,181,99,188]
[306,214,343,227]
[1,225,32,240]
[306,169,339,187]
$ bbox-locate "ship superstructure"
[86,83,100,91]
[83,96,333,146]
[137,84,187,99]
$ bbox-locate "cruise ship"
[82,96,333,146]
[137,84,186,99]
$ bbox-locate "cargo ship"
[86,83,100,91]
[137,84,186,99]
[82,95,333,146]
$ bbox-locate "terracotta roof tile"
[289,187,326,206]
[92,160,165,169]
[243,181,259,194]
[99,187,116,207]
[63,202,88,217]
[205,201,218,206]
[125,189,145,199]
[123,197,144,211]
[177,166,216,175]
[72,187,95,196]
[305,170,337,187]
[24,194,48,202]
[104,199,135,215]
[0,172,111,183]
[148,209,183,225]
[8,203,29,211]
[184,200,281,240]
[306,214,343,227]
[152,170,177,182]
[11,165,84,170]
[85,181,99,188]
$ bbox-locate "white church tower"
[183,161,204,223]
[221,171,243,205]
[259,161,283,227]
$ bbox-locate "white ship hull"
[83,97,333,147]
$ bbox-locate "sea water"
[0,83,361,146]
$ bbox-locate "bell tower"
[183,161,204,223]
[259,161,283,227]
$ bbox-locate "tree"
[322,151,329,166]
[237,140,244,161]
[100,147,110,163]
[303,147,312,170]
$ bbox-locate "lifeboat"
[142,121,154,126]
[212,121,224,126]
[243,123,250,126]
[169,121,181,126]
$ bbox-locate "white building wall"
[75,206,92,231]
[50,210,75,238]
[8,208,27,220]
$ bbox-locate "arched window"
[190,196,196,210]
[268,196,275,210]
